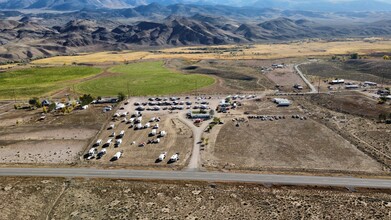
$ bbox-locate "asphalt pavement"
[1,168,391,189]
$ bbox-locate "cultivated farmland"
[76,61,215,97]
[0,66,101,99]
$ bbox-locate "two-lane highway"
[1,168,391,189]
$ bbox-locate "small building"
[329,79,345,85]
[187,111,212,119]
[272,98,291,107]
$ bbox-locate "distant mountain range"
[1,1,391,63]
[1,0,391,12]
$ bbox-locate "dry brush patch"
[1,177,391,220]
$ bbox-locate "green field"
[76,61,215,96]
[0,66,101,99]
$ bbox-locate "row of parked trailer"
[248,115,308,121]
[248,115,287,121]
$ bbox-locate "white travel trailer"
[88,148,97,156]
[136,116,143,123]
[108,124,115,130]
[153,124,159,129]
[157,152,167,161]
[94,139,102,146]
[144,123,151,128]
[136,124,143,130]
[159,131,167,137]
[112,152,122,160]
[119,130,125,138]
[104,139,113,147]
[150,129,157,136]
[169,153,180,162]
[97,149,107,158]
[115,139,123,147]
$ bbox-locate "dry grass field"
[32,40,391,65]
[203,99,384,173]
[84,113,193,170]
[294,93,391,170]
[1,177,391,220]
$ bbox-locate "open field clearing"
[76,61,215,97]
[300,59,391,84]
[210,119,382,173]
[168,59,276,92]
[1,177,391,220]
[84,113,193,169]
[31,40,391,65]
[203,99,384,173]
[0,66,101,99]
[295,94,391,169]
[309,92,391,119]
[0,105,106,165]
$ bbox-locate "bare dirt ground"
[293,93,391,170]
[265,64,310,93]
[308,92,391,119]
[1,177,391,220]
[0,104,106,165]
[84,113,193,170]
[203,99,383,174]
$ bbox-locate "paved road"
[1,168,391,189]
[294,63,318,94]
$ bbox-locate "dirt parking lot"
[203,99,384,174]
[1,177,391,220]
[84,112,193,169]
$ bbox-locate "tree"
[48,103,56,112]
[117,92,126,102]
[350,53,359,59]
[28,97,41,108]
[79,94,94,106]
[383,55,390,60]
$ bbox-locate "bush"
[350,53,359,59]
[118,92,126,102]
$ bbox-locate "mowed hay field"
[32,40,391,65]
[0,66,101,99]
[76,61,215,96]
